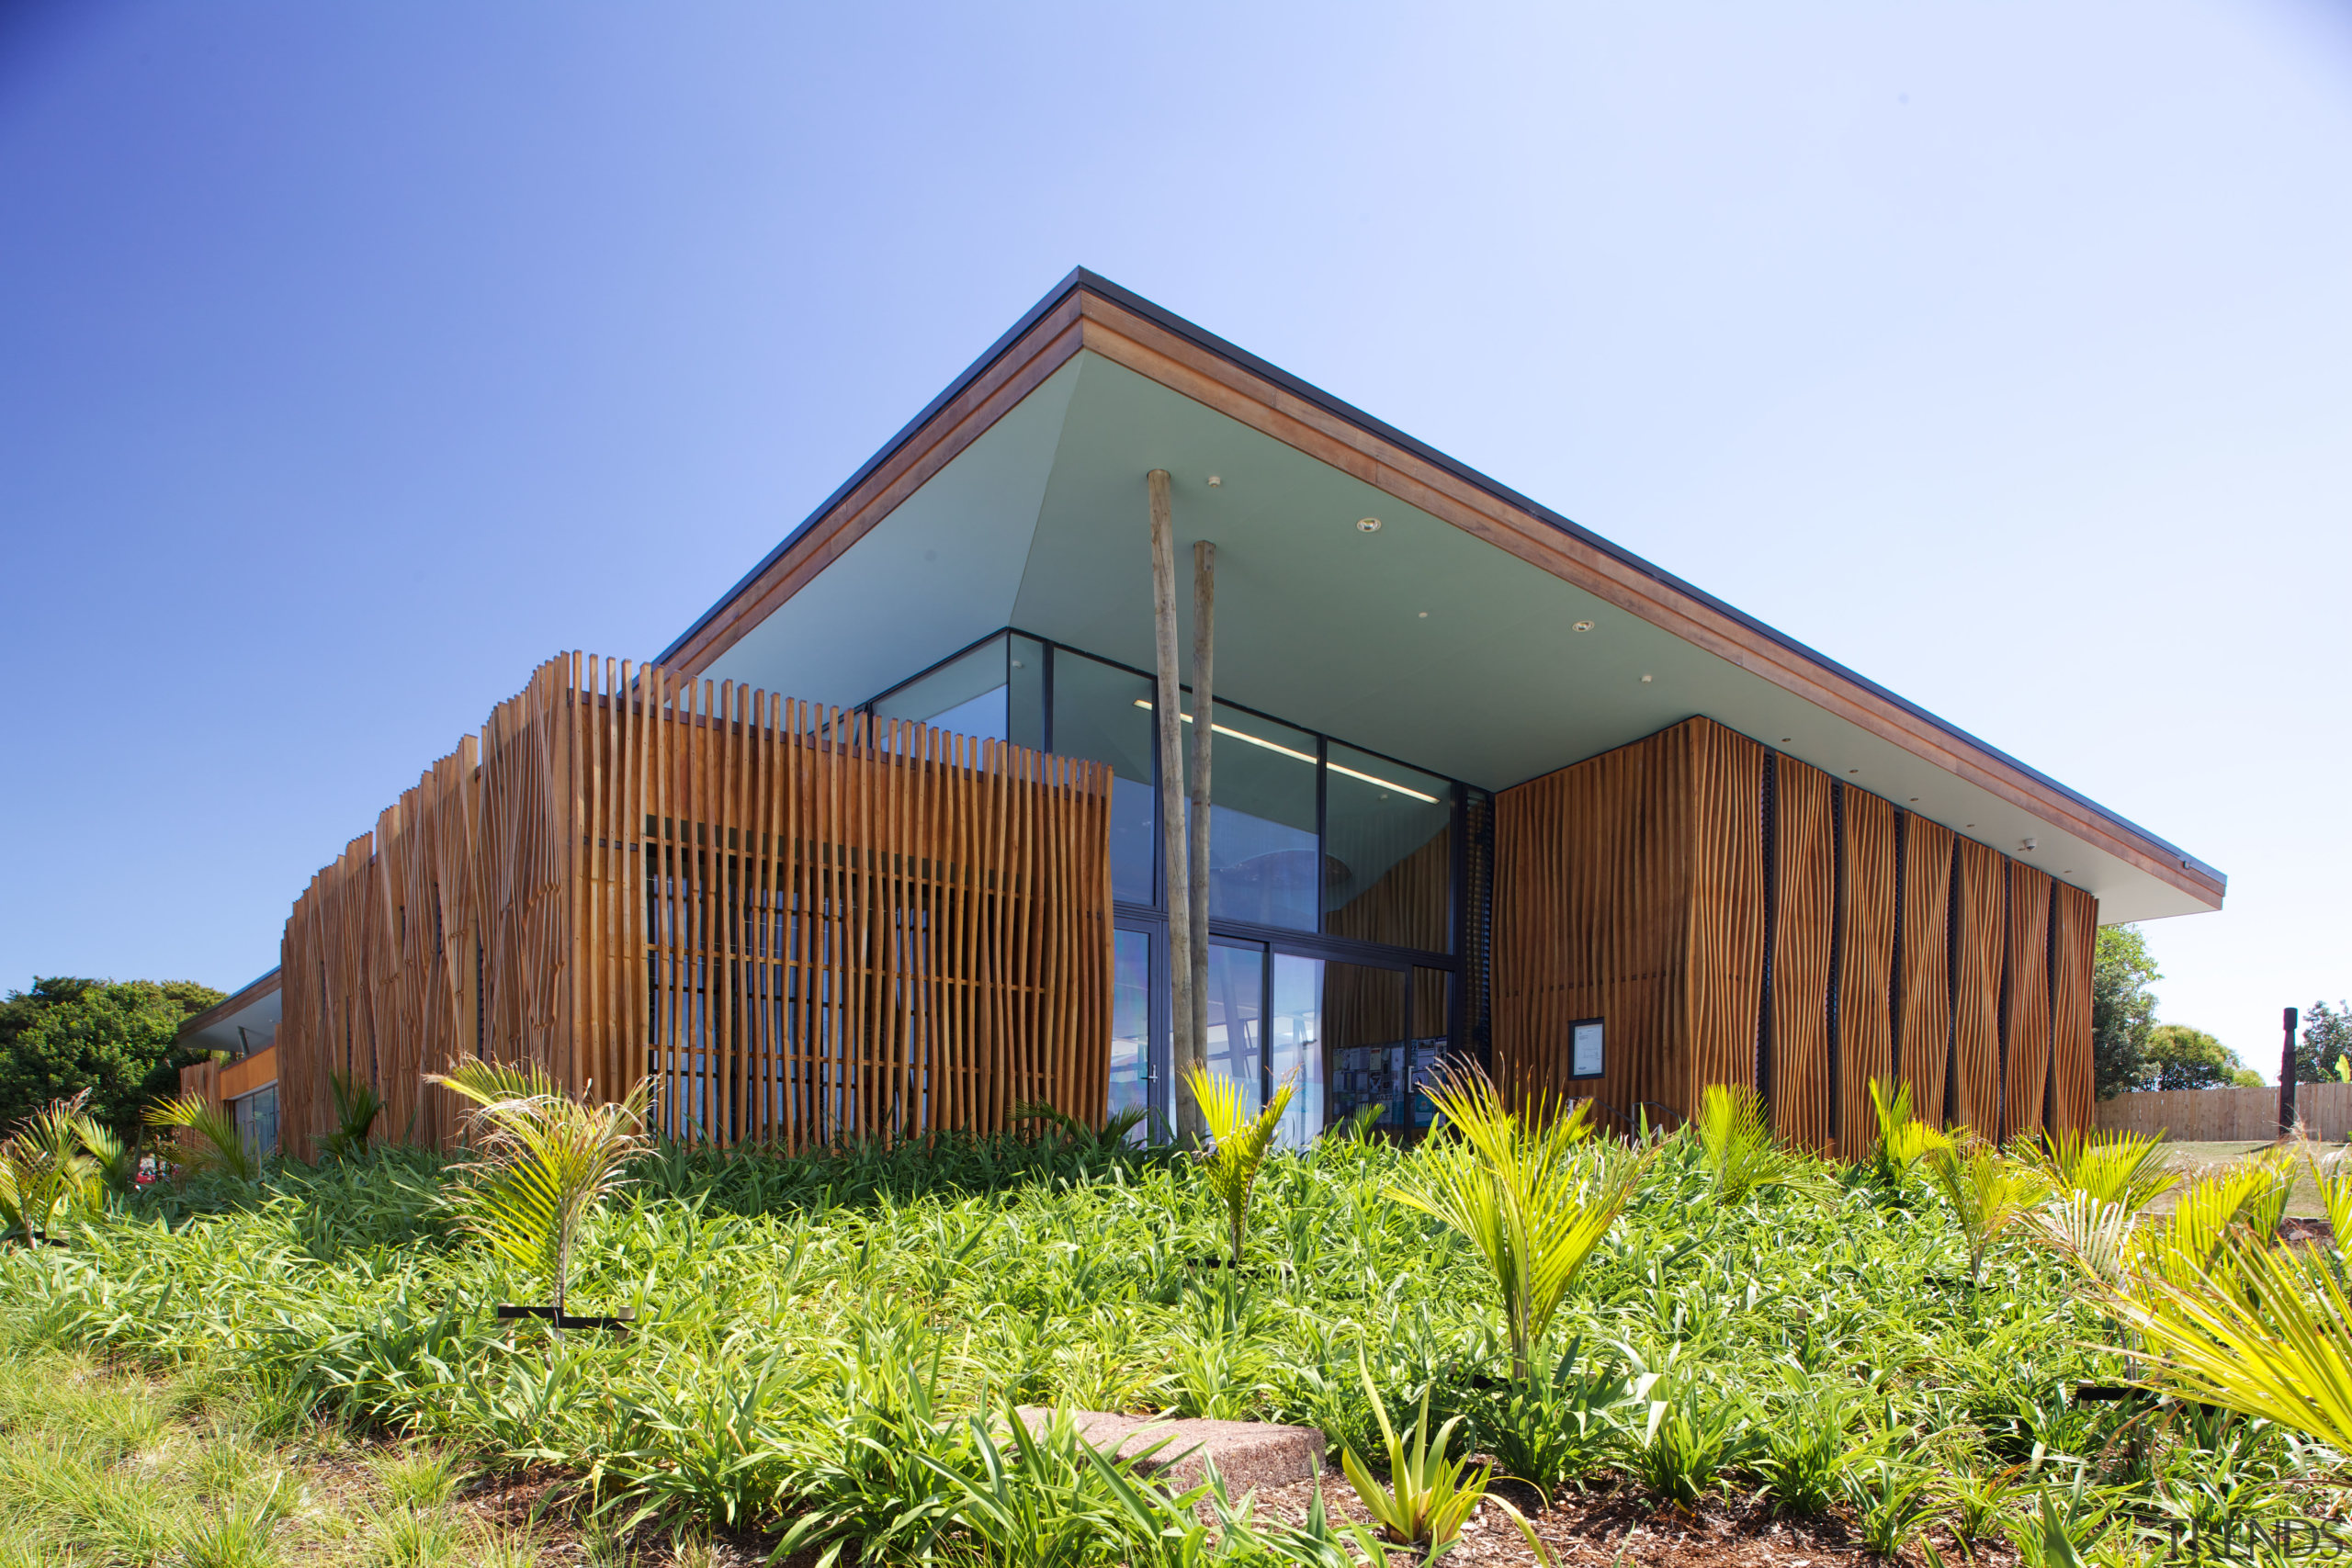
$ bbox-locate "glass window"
[1190,703,1319,931]
[1203,940,1264,1114]
[1110,929,1153,1136]
[1270,953,1324,1148]
[873,635,1010,742]
[1008,636,1046,752]
[234,1083,279,1158]
[1325,962,1408,1130]
[1324,744,1453,953]
[1049,651,1157,904]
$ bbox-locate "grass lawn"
[0,1118,2333,1565]
[0,1335,734,1568]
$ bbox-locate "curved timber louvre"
[2048,882,2097,1133]
[1837,787,1898,1153]
[274,653,1114,1159]
[1495,716,2097,1153]
[1768,758,1837,1152]
[1894,818,1957,1125]
[2003,863,2055,1142]
[1951,838,2007,1134]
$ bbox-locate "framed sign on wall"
[1568,1017,1604,1080]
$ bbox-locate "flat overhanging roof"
[662,270,2224,924]
[175,966,282,1058]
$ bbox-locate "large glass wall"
[871,632,1046,751]
[864,631,1478,1145]
[1187,704,1320,931]
[1051,655,1157,905]
[1325,745,1453,952]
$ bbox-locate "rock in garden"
[1014,1407,1326,1493]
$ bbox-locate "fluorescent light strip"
[1133,700,1440,803]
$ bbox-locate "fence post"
[2280,1006,2301,1139]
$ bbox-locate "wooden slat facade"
[1768,759,1838,1151]
[2049,881,2098,1134]
[274,654,1114,1160]
[1951,838,2007,1134]
[1894,817,1957,1124]
[1836,786,1898,1155]
[1687,721,1767,1093]
[1495,716,2096,1151]
[2003,863,2055,1141]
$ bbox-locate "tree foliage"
[2141,1024,2259,1091]
[2295,1000,2352,1085]
[2090,928,2161,1100]
[0,977,225,1139]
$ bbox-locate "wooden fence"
[2097,1083,2352,1143]
[276,654,1114,1160]
[1496,716,2097,1154]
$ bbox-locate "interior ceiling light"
[1573,620,1594,632]
[1356,517,1382,533]
[1641,674,1653,683]
[1207,474,1222,488]
[1418,611,1429,618]
[1134,699,1436,801]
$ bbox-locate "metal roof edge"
[660,267,2224,895]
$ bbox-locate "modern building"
[173,969,281,1156]
[249,270,2223,1159]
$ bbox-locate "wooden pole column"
[1189,538,1215,1101]
[1149,470,1204,1142]
[2281,1006,2301,1139]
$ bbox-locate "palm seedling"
[1384,1063,1640,1384]
[1694,1082,1792,1202]
[144,1090,263,1181]
[426,1060,652,1339]
[320,1068,386,1161]
[1182,1065,1295,1268]
[0,1092,114,1243]
[1922,1135,2043,1291]
[1865,1076,1950,1187]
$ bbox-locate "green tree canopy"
[0,977,226,1138]
[2141,1023,2260,1091]
[2297,1000,2352,1085]
[2093,925,2161,1100]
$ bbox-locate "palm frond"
[1922,1137,2042,1288]
[0,1093,113,1241]
[1182,1066,1295,1265]
[1695,1083,1792,1201]
[2012,1128,2177,1214]
[321,1069,385,1161]
[2112,1232,2352,1451]
[1385,1064,1638,1382]
[424,1061,652,1335]
[144,1092,260,1182]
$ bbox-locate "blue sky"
[3,1,2346,1077]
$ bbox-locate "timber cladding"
[276,655,1115,1161]
[1495,716,2096,1154]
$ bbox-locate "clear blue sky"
[3,1,2346,1077]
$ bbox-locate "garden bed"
[0,1126,2335,1565]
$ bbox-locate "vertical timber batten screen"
[1494,716,2096,1153]
[276,655,1114,1160]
